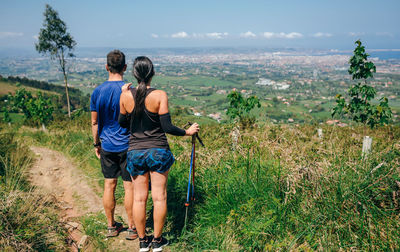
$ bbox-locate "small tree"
[2,110,11,125]
[35,4,76,118]
[332,40,392,129]
[31,92,55,130]
[11,88,54,129]
[227,90,261,128]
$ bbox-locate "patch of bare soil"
[29,146,139,251]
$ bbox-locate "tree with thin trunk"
[35,4,76,117]
[332,40,392,129]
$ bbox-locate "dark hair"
[132,56,155,116]
[107,50,126,73]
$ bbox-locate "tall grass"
[166,124,400,251]
[18,114,400,251]
[0,125,68,251]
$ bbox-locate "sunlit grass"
[0,127,68,251]
[11,114,400,250]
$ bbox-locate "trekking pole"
[184,135,195,228]
[191,134,196,203]
[183,123,204,229]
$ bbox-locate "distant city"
[0,47,399,123]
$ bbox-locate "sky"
[0,0,399,50]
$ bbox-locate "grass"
[164,123,399,250]
[7,113,400,251]
[0,125,68,251]
[81,212,109,251]
[0,80,60,97]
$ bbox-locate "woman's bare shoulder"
[149,89,168,100]
[121,89,133,102]
[152,89,167,96]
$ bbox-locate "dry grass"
[0,128,68,251]
[0,81,61,97]
[17,114,400,250]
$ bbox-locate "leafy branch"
[227,90,261,128]
[332,40,392,129]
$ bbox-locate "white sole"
[152,243,168,252]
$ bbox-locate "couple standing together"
[90,50,199,251]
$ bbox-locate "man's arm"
[91,111,101,159]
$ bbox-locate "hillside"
[0,80,59,97]
[6,114,397,251]
[0,76,90,117]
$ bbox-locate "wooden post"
[362,136,372,155]
[317,128,323,139]
[230,127,240,150]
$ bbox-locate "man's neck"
[108,72,124,81]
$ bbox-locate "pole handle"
[184,122,205,147]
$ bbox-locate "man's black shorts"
[100,149,131,181]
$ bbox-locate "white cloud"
[312,32,332,38]
[192,33,204,39]
[171,31,189,38]
[262,32,275,39]
[262,32,303,39]
[348,32,365,37]
[240,31,256,38]
[33,35,39,40]
[281,32,303,39]
[0,32,23,39]
[376,32,393,37]
[151,33,159,38]
[205,32,229,39]
[173,32,229,39]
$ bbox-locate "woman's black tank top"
[127,88,169,150]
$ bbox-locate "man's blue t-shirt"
[90,81,129,152]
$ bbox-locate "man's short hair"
[107,50,126,73]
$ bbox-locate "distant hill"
[0,79,59,97]
[0,75,90,111]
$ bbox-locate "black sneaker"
[139,235,152,252]
[152,236,169,252]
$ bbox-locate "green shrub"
[227,90,261,129]
[332,40,392,128]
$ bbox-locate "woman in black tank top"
[118,56,199,250]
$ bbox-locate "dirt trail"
[29,146,139,251]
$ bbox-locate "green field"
[3,72,399,126]
[0,80,60,97]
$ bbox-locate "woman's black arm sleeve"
[160,113,186,136]
[118,113,130,129]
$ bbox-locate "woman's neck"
[137,83,151,89]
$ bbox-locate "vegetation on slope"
[0,125,68,251]
[21,113,400,251]
[0,75,90,115]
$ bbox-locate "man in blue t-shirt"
[90,50,136,240]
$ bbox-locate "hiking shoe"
[152,236,169,252]
[139,235,153,252]
[105,221,123,237]
[125,227,138,240]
